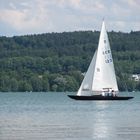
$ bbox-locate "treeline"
[0,31,140,92]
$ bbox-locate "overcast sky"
[0,0,140,36]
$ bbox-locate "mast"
[92,21,118,92]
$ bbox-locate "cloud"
[0,0,53,35]
[0,9,27,30]
[0,0,140,36]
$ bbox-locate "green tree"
[30,76,43,91]
[53,75,67,91]
[18,81,32,92]
[65,75,79,91]
[51,84,58,91]
[10,78,18,91]
[0,75,11,91]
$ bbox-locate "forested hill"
[0,30,140,92]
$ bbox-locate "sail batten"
[77,21,118,96]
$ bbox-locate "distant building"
[131,74,140,81]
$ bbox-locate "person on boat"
[111,90,116,97]
[102,91,105,96]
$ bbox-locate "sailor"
[112,90,116,97]
[102,91,105,96]
[109,88,112,96]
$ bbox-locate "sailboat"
[68,21,134,100]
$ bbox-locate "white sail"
[77,21,118,96]
[77,50,97,96]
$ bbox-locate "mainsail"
[77,21,118,96]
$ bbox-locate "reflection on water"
[92,101,111,139]
[0,92,140,140]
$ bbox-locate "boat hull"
[68,95,134,100]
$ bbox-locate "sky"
[0,0,140,36]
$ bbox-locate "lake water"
[0,92,140,140]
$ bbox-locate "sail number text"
[102,50,112,63]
